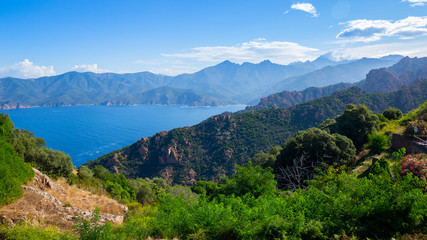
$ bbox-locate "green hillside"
[86,79,427,183]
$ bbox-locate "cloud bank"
[290,3,319,17]
[337,16,427,42]
[163,38,319,65]
[72,64,109,73]
[0,59,56,79]
[402,0,427,6]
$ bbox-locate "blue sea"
[1,105,246,166]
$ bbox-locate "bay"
[1,105,245,166]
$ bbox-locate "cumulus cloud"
[402,0,427,6]
[290,3,319,17]
[162,38,319,65]
[337,16,427,42]
[0,59,56,79]
[72,64,109,73]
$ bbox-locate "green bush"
[367,133,389,154]
[73,208,113,240]
[0,114,34,206]
[25,147,73,179]
[0,223,76,240]
[383,107,403,120]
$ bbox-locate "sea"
[0,105,246,167]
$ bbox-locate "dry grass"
[0,176,126,230]
[46,178,125,215]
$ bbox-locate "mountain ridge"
[0,55,402,108]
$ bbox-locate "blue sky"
[1,0,427,78]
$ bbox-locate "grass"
[47,178,126,215]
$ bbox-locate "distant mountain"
[361,56,427,93]
[0,55,396,108]
[247,56,426,111]
[266,55,403,94]
[85,79,427,183]
[245,82,353,111]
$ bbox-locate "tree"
[383,107,403,120]
[334,104,379,150]
[219,162,277,198]
[251,146,282,167]
[275,128,356,189]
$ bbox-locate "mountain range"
[0,54,402,109]
[246,56,427,111]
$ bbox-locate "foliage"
[115,167,427,240]
[383,106,403,120]
[274,128,356,189]
[0,140,34,206]
[73,207,114,240]
[92,165,136,203]
[333,104,379,149]
[392,147,406,161]
[278,128,356,168]
[0,114,34,206]
[398,153,427,180]
[11,128,73,179]
[367,132,389,154]
[251,146,282,167]
[218,162,277,198]
[369,157,391,177]
[25,147,74,179]
[0,223,76,240]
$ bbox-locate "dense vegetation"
[0,114,34,206]
[1,101,427,239]
[87,79,427,183]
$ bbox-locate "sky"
[1,0,427,78]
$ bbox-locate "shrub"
[369,157,391,177]
[73,207,113,240]
[398,153,427,180]
[383,107,403,120]
[0,223,76,240]
[367,133,389,154]
[392,147,406,162]
[25,147,74,179]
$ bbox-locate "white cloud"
[0,59,56,79]
[290,3,319,17]
[162,38,319,65]
[337,16,427,42]
[72,64,109,73]
[328,40,427,60]
[402,0,427,7]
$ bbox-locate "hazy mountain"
[361,56,427,93]
[247,56,426,111]
[266,55,403,94]
[0,55,382,108]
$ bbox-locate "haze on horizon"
[1,0,427,78]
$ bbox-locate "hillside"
[85,79,427,183]
[247,56,427,111]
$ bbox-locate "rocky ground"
[0,168,127,229]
